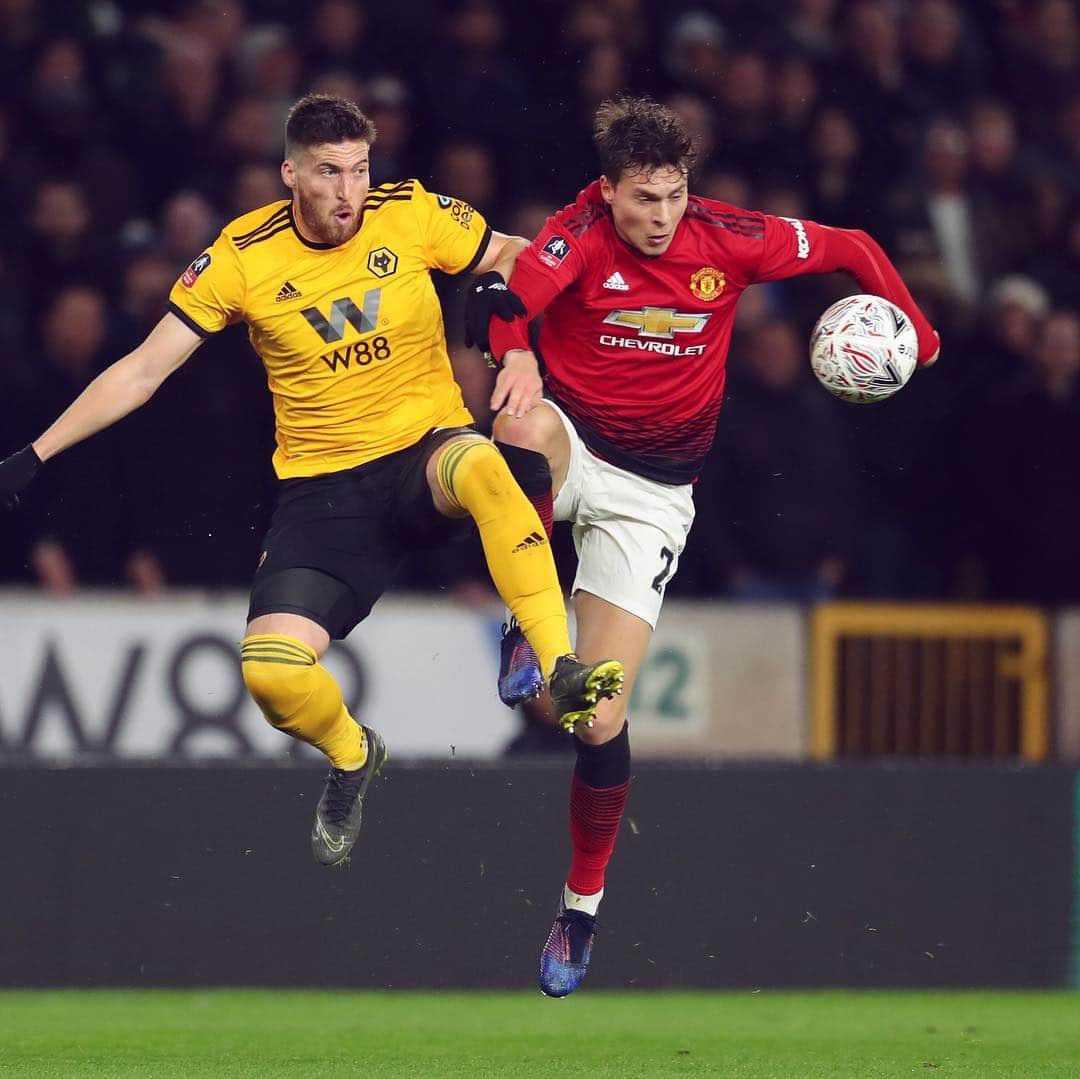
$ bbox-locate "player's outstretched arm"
[0,311,204,509]
[756,217,941,368]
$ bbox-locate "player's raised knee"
[492,402,562,450]
[240,634,317,727]
[577,695,629,745]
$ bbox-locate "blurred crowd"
[0,0,1078,606]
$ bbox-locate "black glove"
[0,444,42,510]
[463,271,527,352]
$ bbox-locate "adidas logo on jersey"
[602,271,630,291]
[275,281,302,302]
[512,531,547,552]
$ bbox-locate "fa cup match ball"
[809,294,918,403]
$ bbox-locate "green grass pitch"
[1,989,1078,1077]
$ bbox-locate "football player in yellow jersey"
[0,93,623,867]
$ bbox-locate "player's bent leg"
[428,435,623,728]
[241,611,386,867]
[489,407,571,707]
[492,403,572,502]
[540,592,652,997]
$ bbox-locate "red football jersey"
[490,180,937,484]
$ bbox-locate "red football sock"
[495,442,553,537]
[567,722,631,896]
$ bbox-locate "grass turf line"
[0,990,1078,1078]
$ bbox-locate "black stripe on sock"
[574,720,630,788]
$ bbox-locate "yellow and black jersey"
[167,179,491,479]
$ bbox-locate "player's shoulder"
[549,179,611,244]
[363,177,421,214]
[224,200,293,253]
[684,194,766,241]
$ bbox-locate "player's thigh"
[570,470,694,630]
[248,466,403,643]
[492,400,573,496]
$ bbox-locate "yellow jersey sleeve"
[167,229,247,336]
[414,180,492,274]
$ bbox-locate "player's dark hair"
[285,94,377,156]
[593,95,696,182]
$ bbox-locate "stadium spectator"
[158,190,220,272]
[903,0,987,118]
[888,118,982,307]
[228,163,287,218]
[956,309,1080,604]
[14,286,134,592]
[692,318,857,601]
[365,76,419,184]
[767,53,821,182]
[303,0,370,76]
[19,179,110,308]
[1003,0,1080,145]
[783,0,840,60]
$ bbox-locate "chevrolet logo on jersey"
[603,306,711,339]
[301,290,382,343]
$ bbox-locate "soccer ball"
[809,294,918,403]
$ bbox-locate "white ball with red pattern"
[809,294,918,403]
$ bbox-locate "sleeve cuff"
[167,302,215,338]
[457,225,493,276]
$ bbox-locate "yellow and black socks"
[437,438,570,675]
[240,634,368,770]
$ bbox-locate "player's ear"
[281,159,296,191]
[599,175,615,204]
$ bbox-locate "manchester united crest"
[690,266,725,301]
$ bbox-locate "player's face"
[282,140,371,246]
[601,166,688,256]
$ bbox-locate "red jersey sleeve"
[488,207,588,361]
[754,214,940,364]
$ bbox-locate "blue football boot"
[539,896,597,997]
[498,620,544,707]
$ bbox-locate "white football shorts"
[545,399,695,629]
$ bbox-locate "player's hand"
[0,444,42,510]
[919,329,941,368]
[464,271,526,352]
[490,349,543,418]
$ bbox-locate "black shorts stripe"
[167,301,214,337]
[231,206,289,244]
[235,221,294,249]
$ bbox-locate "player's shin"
[240,634,367,769]
[566,720,631,909]
[436,439,571,676]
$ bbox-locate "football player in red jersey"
[468,95,940,998]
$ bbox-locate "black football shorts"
[247,427,475,638]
